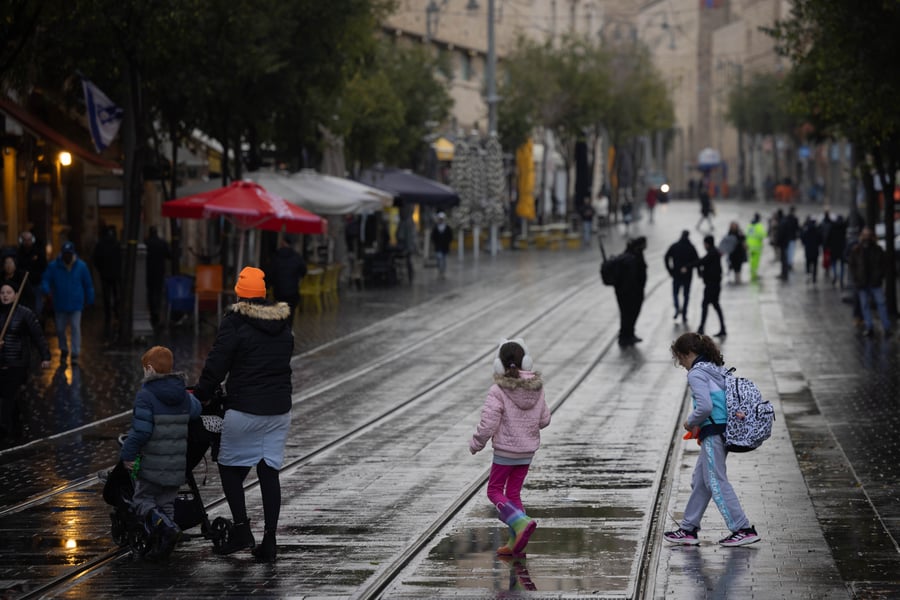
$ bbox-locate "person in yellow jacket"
[745,213,767,281]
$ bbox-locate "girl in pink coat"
[470,338,551,556]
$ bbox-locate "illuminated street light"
[58,151,72,166]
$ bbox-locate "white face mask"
[143,365,155,378]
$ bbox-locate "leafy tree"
[725,71,796,196]
[329,40,452,170]
[498,34,674,218]
[497,35,612,215]
[2,0,396,341]
[600,42,674,216]
[766,0,900,314]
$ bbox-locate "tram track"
[11,245,686,599]
[0,259,589,517]
[349,274,687,600]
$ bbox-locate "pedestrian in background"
[693,235,726,337]
[848,227,892,337]
[825,214,847,288]
[614,236,648,347]
[664,332,760,547]
[145,226,171,329]
[395,210,418,283]
[92,226,122,337]
[696,181,714,232]
[16,231,47,319]
[194,267,293,562]
[777,206,800,281]
[1,248,34,311]
[745,213,766,282]
[430,212,453,280]
[581,200,595,245]
[664,230,699,324]
[41,241,94,365]
[719,222,747,284]
[470,338,550,557]
[267,235,306,320]
[645,187,658,224]
[119,346,201,560]
[0,281,51,440]
[800,216,823,284]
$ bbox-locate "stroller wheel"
[209,516,232,551]
[128,526,150,558]
[110,511,128,546]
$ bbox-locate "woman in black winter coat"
[0,281,50,439]
[194,267,293,562]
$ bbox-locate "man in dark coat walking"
[849,227,892,336]
[777,206,800,280]
[266,235,306,320]
[16,231,46,318]
[92,226,123,335]
[614,236,648,347]
[145,226,171,328]
[665,230,699,323]
[430,212,453,280]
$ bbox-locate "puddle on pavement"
[400,525,636,595]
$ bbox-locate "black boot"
[144,508,182,560]
[251,530,277,562]
[214,520,256,555]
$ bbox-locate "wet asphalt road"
[1,199,899,599]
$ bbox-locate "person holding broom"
[0,276,51,440]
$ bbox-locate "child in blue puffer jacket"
[120,346,201,559]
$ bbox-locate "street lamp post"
[485,0,498,135]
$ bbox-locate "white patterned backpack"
[722,369,775,452]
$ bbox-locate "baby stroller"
[103,386,227,558]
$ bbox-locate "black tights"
[218,460,282,532]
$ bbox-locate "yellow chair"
[322,263,343,309]
[299,267,324,313]
[194,264,224,333]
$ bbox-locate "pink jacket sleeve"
[539,391,551,429]
[470,387,503,453]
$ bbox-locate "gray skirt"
[218,409,291,469]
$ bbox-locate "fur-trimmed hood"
[228,300,292,335]
[493,370,543,391]
[142,371,187,384]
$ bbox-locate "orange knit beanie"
[234,266,267,298]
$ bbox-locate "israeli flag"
[81,79,124,152]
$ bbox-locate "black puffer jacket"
[696,249,723,286]
[849,240,886,288]
[0,304,49,369]
[195,300,293,415]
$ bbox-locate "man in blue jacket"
[41,241,94,365]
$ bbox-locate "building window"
[438,49,454,81]
[461,51,473,81]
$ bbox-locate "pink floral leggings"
[487,463,530,510]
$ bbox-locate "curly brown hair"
[670,332,724,366]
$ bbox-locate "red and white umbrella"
[163,180,327,270]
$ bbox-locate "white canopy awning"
[178,170,394,217]
[288,169,394,214]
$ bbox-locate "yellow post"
[2,147,18,243]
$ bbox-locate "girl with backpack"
[663,332,760,547]
[470,339,550,556]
